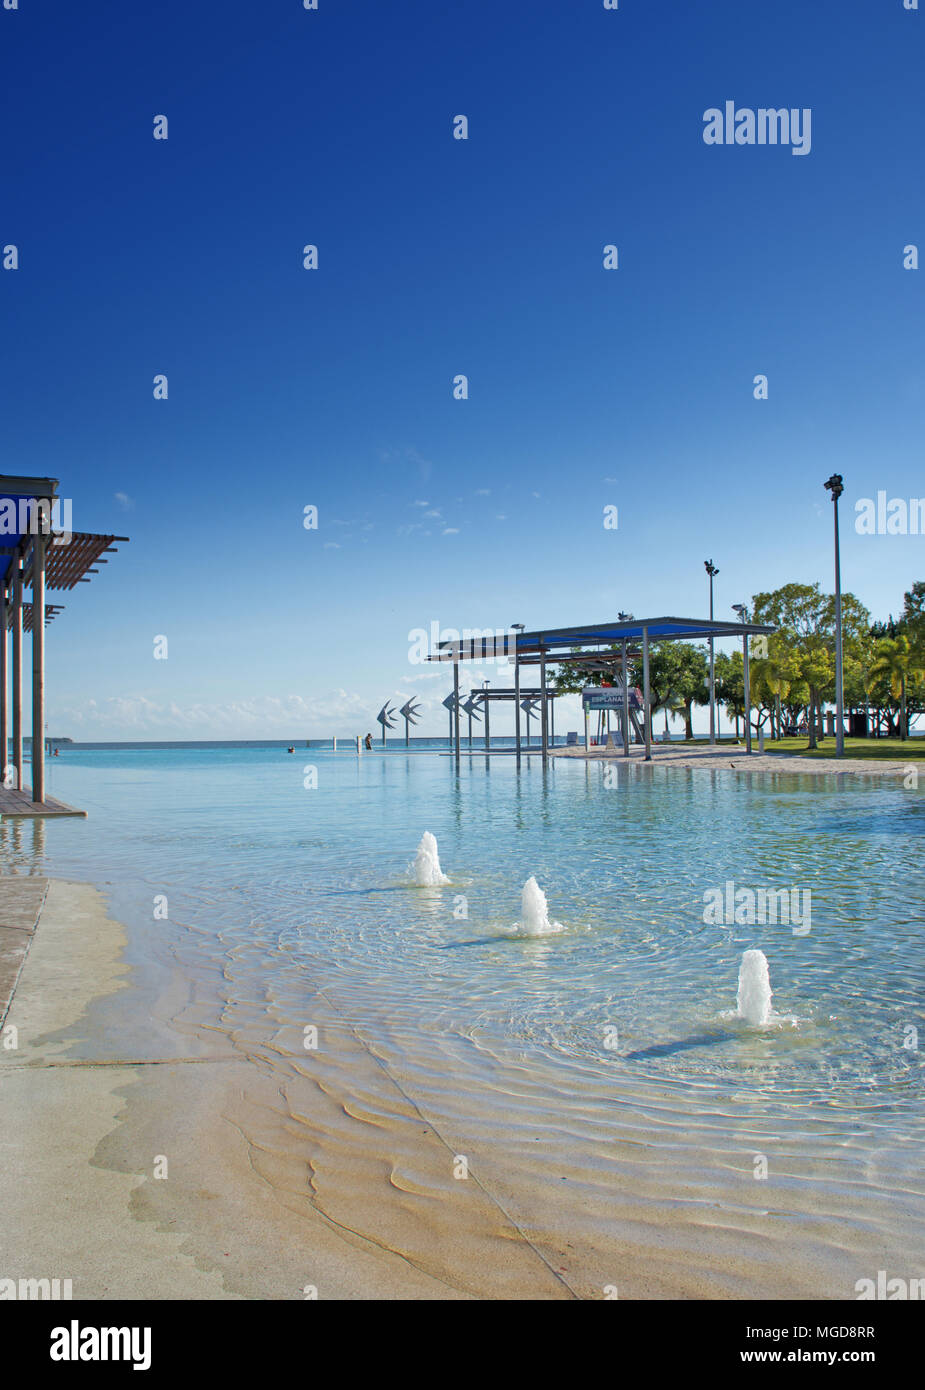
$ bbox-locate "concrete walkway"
[0,876,48,1026]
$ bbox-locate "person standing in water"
[364,732,373,750]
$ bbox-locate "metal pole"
[584,703,589,752]
[32,525,44,806]
[484,689,490,751]
[0,583,7,783]
[12,559,23,792]
[453,661,460,767]
[540,648,549,765]
[514,653,522,764]
[708,572,716,744]
[550,692,555,749]
[622,638,630,757]
[833,494,844,756]
[642,626,652,761]
[32,529,45,803]
[742,632,752,755]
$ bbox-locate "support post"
[32,529,46,804]
[12,559,23,792]
[453,660,460,767]
[742,633,752,755]
[833,494,844,755]
[540,648,549,765]
[708,581,716,746]
[642,626,652,761]
[484,691,490,751]
[622,638,630,757]
[514,651,522,765]
[0,583,7,783]
[584,703,589,753]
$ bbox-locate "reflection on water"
[0,815,46,869]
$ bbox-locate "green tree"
[714,650,744,736]
[751,581,869,747]
[869,635,925,739]
[645,641,709,739]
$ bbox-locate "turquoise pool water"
[5,745,924,1295]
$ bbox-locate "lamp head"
[824,473,844,501]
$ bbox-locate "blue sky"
[2,0,923,738]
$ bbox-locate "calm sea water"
[4,742,924,1293]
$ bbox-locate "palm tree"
[869,636,925,740]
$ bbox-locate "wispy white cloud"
[56,691,376,739]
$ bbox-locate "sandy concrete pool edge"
[0,877,480,1300]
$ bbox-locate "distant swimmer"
[364,732,373,750]
[287,746,295,754]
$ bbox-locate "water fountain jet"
[515,876,563,936]
[411,831,450,886]
[736,948,772,1026]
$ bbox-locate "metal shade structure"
[430,614,774,766]
[0,475,129,808]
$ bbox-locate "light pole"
[705,560,719,744]
[732,603,751,755]
[824,474,845,757]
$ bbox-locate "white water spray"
[411,831,450,886]
[514,877,564,937]
[736,948,773,1026]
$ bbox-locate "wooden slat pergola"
[0,475,128,810]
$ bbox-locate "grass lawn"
[759,736,925,761]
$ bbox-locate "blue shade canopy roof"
[0,476,59,583]
[433,616,775,661]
